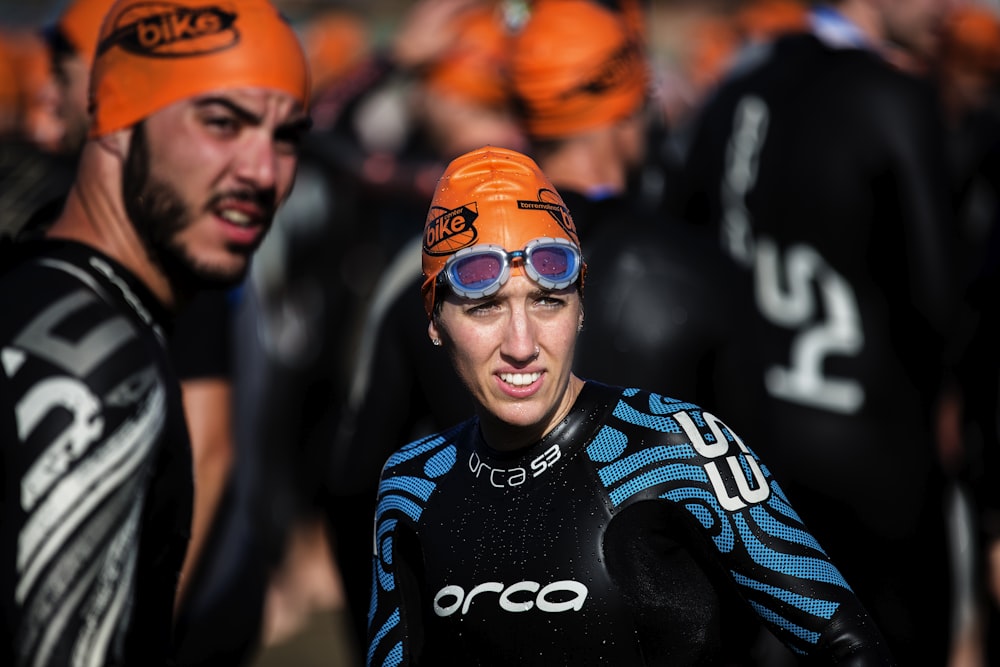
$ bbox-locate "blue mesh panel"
[609,464,708,507]
[747,600,816,650]
[764,484,803,524]
[387,434,449,469]
[372,606,398,647]
[647,394,701,416]
[369,558,378,627]
[377,547,394,592]
[368,607,400,667]
[749,504,824,553]
[381,475,436,502]
[613,400,683,433]
[734,514,850,590]
[596,444,699,487]
[376,517,397,542]
[684,502,715,531]
[733,572,839,620]
[587,426,628,463]
[377,494,424,524]
[664,487,735,552]
[425,445,457,478]
[383,643,403,667]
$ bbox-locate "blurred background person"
[508,0,747,409]
[668,0,969,663]
[0,25,73,238]
[936,5,1000,666]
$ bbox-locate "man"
[0,1,310,665]
[40,2,241,631]
[670,0,961,663]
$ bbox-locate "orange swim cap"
[423,3,512,109]
[510,0,647,139]
[942,5,1000,75]
[300,10,370,95]
[421,145,583,317]
[736,0,808,43]
[0,36,18,132]
[89,0,310,137]
[57,0,116,65]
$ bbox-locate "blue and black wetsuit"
[368,381,892,666]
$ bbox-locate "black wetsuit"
[368,381,893,666]
[0,239,193,666]
[670,25,958,664]
[564,189,748,411]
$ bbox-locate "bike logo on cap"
[97,3,239,59]
[424,203,480,256]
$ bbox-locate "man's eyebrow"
[194,96,262,124]
[194,97,313,134]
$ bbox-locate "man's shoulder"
[0,241,126,335]
[713,31,921,105]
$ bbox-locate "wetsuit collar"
[474,380,621,460]
[809,6,873,50]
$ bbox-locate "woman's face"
[429,274,585,450]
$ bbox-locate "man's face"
[123,87,309,293]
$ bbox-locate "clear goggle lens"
[439,237,582,299]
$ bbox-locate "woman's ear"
[428,318,442,347]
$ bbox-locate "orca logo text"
[434,580,588,616]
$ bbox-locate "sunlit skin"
[429,272,585,452]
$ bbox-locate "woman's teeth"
[500,372,540,387]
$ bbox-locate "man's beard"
[121,122,267,296]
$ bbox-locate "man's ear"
[95,126,132,159]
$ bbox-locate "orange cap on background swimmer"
[685,16,739,94]
[89,0,310,138]
[941,5,1000,74]
[423,3,511,109]
[301,10,370,95]
[510,0,647,139]
[0,30,62,146]
[0,35,18,131]
[57,0,116,65]
[421,145,583,317]
[736,0,808,43]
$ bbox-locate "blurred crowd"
[5,0,1000,665]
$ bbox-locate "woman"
[366,146,893,665]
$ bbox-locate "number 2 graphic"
[754,239,865,414]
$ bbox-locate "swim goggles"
[437,237,583,300]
